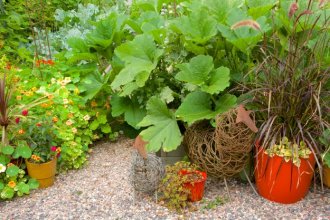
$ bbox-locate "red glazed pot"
[179,170,207,202]
[255,142,315,204]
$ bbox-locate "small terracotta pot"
[323,165,330,188]
[25,157,57,188]
[179,170,207,202]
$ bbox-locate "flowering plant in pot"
[18,115,60,188]
[158,161,207,212]
[242,1,329,204]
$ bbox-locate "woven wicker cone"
[184,110,254,178]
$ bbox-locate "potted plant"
[243,1,329,204]
[158,161,207,212]
[0,142,39,200]
[320,129,330,187]
[21,116,60,188]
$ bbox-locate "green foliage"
[0,143,39,200]
[201,196,227,210]
[138,97,182,152]
[320,129,330,168]
[111,34,164,95]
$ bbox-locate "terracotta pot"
[25,157,57,188]
[179,170,207,202]
[255,143,315,204]
[323,165,330,188]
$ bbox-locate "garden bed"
[0,138,329,219]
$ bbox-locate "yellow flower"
[74,88,80,95]
[31,87,38,92]
[25,91,34,97]
[8,181,16,188]
[16,95,22,101]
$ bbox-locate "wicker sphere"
[183,110,254,178]
[130,151,165,193]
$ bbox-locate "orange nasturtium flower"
[18,129,25,135]
[31,154,41,161]
[52,117,59,123]
[8,181,16,188]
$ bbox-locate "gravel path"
[1,138,329,220]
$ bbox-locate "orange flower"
[52,117,58,123]
[18,129,25,135]
[56,147,61,153]
[47,94,54,99]
[68,113,74,118]
[31,154,41,162]
[16,95,22,101]
[40,103,50,108]
[8,181,16,188]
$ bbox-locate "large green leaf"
[201,67,230,94]
[1,145,14,155]
[111,95,146,129]
[111,34,163,95]
[17,182,30,195]
[138,97,182,152]
[86,13,119,49]
[176,55,214,86]
[171,7,217,44]
[78,71,110,102]
[175,91,214,124]
[176,55,231,94]
[0,186,14,199]
[6,165,20,177]
[176,91,237,124]
[12,145,31,159]
[215,94,238,113]
[202,0,242,23]
[28,178,40,190]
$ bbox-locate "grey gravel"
[0,137,329,220]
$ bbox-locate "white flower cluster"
[0,163,6,173]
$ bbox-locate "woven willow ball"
[130,151,165,193]
[184,110,254,178]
